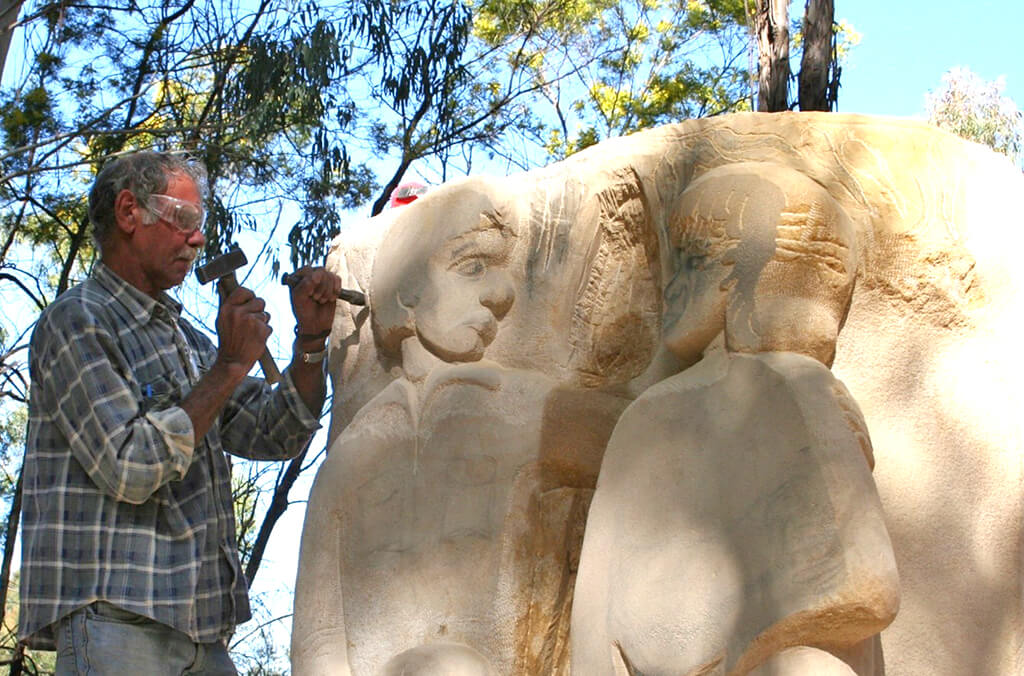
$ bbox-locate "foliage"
[230,589,290,676]
[2,572,55,675]
[347,0,558,213]
[926,67,1024,164]
[472,0,754,160]
[0,405,24,499]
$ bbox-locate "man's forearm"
[180,359,250,444]
[184,339,326,452]
[288,335,329,415]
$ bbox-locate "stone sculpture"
[570,163,898,676]
[291,176,643,674]
[292,113,1024,676]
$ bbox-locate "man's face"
[413,226,515,363]
[129,172,206,296]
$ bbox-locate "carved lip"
[464,315,498,347]
[476,321,498,345]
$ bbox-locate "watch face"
[302,349,327,364]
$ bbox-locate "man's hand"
[183,285,272,444]
[289,266,343,336]
[286,267,341,416]
[215,285,272,374]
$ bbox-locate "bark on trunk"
[0,0,25,82]
[799,0,835,111]
[756,0,790,112]
[0,474,22,633]
[244,447,308,587]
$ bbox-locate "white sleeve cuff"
[145,406,196,475]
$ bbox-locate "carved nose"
[480,279,514,320]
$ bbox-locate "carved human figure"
[570,163,900,675]
[292,173,652,675]
[369,185,516,376]
[291,183,517,675]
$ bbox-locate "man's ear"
[113,188,140,235]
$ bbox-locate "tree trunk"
[799,0,835,111]
[243,447,308,587]
[756,0,790,112]
[0,0,24,82]
[0,473,22,631]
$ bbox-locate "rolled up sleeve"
[34,306,195,504]
[217,367,322,461]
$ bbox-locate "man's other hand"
[289,267,342,337]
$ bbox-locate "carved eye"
[686,254,709,271]
[453,258,486,278]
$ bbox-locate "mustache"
[176,248,201,270]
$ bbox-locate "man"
[19,151,341,675]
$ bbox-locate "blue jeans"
[55,602,238,676]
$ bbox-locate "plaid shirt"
[20,263,321,649]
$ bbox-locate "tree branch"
[243,445,309,587]
[0,273,45,311]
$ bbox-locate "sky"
[835,0,1021,117]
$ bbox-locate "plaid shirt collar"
[91,261,183,326]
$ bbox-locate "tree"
[754,0,846,112]
[342,1,546,217]
[755,0,789,112]
[473,0,753,161]
[798,0,836,111]
[0,0,24,80]
[926,67,1024,164]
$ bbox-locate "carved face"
[370,178,520,365]
[660,171,750,366]
[413,224,515,363]
[661,163,856,366]
[662,245,731,366]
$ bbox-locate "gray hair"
[89,151,209,251]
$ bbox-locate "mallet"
[195,248,282,384]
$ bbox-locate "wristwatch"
[295,327,329,364]
[300,347,327,364]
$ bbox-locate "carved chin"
[417,327,488,363]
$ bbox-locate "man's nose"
[480,276,514,320]
[187,226,206,248]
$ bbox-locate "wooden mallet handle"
[218,273,282,384]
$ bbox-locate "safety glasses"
[145,194,207,234]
